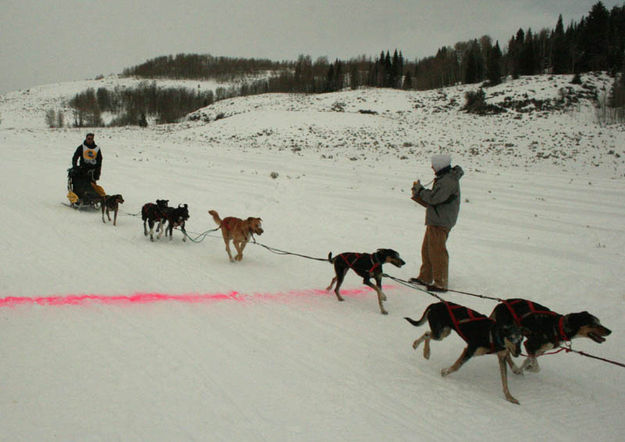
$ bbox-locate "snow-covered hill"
[0,75,225,130]
[181,72,624,176]
[2,73,624,177]
[1,74,624,441]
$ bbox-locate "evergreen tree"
[580,1,610,71]
[325,64,335,92]
[508,28,525,78]
[486,41,503,85]
[519,29,538,75]
[349,64,359,90]
[607,4,625,73]
[551,15,569,74]
[464,40,485,84]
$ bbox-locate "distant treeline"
[122,54,291,81]
[68,82,217,127]
[65,1,624,127]
[122,2,625,89]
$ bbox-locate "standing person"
[410,154,464,292]
[72,132,102,181]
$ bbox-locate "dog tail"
[404,306,431,328]
[208,210,222,227]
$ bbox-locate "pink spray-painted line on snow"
[0,286,397,308]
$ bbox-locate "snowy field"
[1,74,625,441]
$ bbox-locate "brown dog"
[101,194,124,225]
[208,210,263,262]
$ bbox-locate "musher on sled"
[67,132,106,208]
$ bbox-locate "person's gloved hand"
[411,180,422,196]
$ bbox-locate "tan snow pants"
[417,225,450,289]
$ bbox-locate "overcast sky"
[1,0,622,93]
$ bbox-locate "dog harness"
[502,299,569,342]
[340,253,380,274]
[444,302,496,351]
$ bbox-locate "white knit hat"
[431,154,452,172]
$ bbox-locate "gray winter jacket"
[413,165,464,229]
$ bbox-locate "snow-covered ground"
[1,74,624,441]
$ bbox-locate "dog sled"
[66,167,106,210]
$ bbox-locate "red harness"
[340,253,380,274]
[444,302,495,351]
[502,299,569,342]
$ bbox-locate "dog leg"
[143,220,148,236]
[504,353,524,375]
[113,209,118,226]
[520,356,540,373]
[157,221,165,239]
[332,268,348,301]
[376,291,388,314]
[441,347,474,377]
[326,276,337,291]
[414,327,450,359]
[224,239,235,262]
[373,286,388,315]
[374,275,387,301]
[364,279,387,315]
[412,332,432,359]
[498,351,520,404]
[233,240,247,261]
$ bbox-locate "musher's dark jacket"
[72,141,102,180]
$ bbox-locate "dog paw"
[440,368,450,377]
[525,364,540,373]
[506,395,520,405]
[381,310,388,315]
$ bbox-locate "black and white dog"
[141,199,169,241]
[163,204,189,241]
